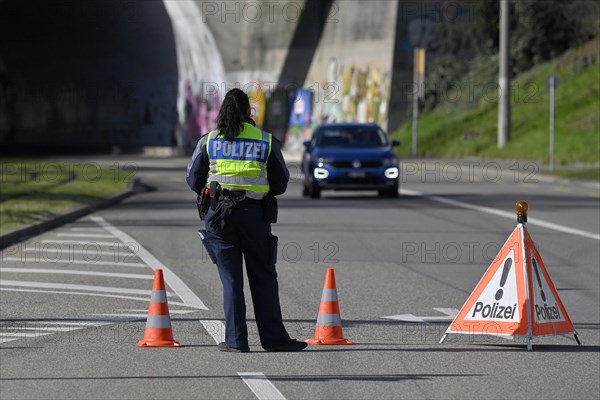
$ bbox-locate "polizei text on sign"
[535,302,561,321]
[472,302,517,320]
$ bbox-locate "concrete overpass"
[0,0,449,153]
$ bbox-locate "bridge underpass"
[0,0,440,153]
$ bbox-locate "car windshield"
[316,127,388,148]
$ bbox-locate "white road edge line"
[238,372,286,400]
[91,216,209,310]
[400,188,600,241]
[0,288,199,308]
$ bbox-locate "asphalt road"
[1,155,599,400]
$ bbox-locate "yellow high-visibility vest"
[206,122,271,199]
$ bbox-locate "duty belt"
[206,188,247,231]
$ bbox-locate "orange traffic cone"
[306,268,352,345]
[137,269,181,347]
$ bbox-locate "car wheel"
[302,184,309,197]
[379,185,399,198]
[309,185,321,199]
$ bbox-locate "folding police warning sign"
[441,227,530,339]
[440,220,580,350]
[524,229,576,338]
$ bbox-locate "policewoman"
[186,88,307,353]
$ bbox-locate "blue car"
[301,123,400,199]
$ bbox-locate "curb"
[0,179,148,250]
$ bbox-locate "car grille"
[330,160,382,168]
[328,176,383,185]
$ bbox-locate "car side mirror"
[391,140,401,147]
[303,140,312,149]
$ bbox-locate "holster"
[197,188,211,221]
[206,188,246,232]
[262,193,278,223]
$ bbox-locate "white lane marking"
[117,309,198,314]
[3,257,146,268]
[0,326,89,342]
[92,216,208,310]
[88,309,198,318]
[200,320,226,344]
[23,247,136,255]
[41,240,136,247]
[238,373,286,400]
[382,308,459,323]
[0,268,153,280]
[88,313,148,318]
[0,287,199,308]
[57,233,114,238]
[7,327,87,332]
[1,322,125,344]
[400,188,600,241]
[0,280,174,297]
[1,332,52,337]
[26,322,112,327]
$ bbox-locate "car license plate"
[348,172,366,178]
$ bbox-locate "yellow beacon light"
[516,200,529,223]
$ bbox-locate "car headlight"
[382,157,398,165]
[314,168,329,179]
[384,167,399,179]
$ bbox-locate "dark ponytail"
[216,88,251,141]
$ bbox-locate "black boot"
[264,339,308,352]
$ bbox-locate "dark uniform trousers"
[205,201,291,349]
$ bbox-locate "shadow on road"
[0,373,482,382]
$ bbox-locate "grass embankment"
[0,160,132,232]
[393,40,600,174]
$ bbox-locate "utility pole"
[498,0,511,148]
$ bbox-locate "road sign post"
[412,47,425,157]
[546,76,559,171]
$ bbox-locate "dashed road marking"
[0,322,109,344]
[552,186,572,193]
[3,257,146,268]
[382,308,459,323]
[0,280,174,297]
[518,183,538,188]
[0,268,153,280]
[0,287,197,308]
[40,240,136,248]
[57,233,115,238]
[238,373,286,400]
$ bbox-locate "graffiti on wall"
[284,57,391,151]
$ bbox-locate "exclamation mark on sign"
[532,257,546,302]
[495,258,512,301]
